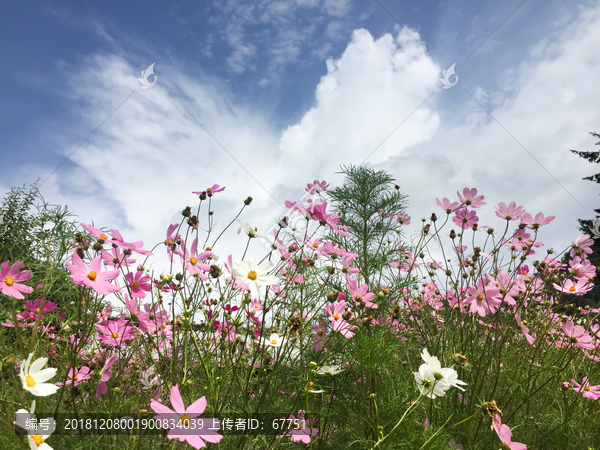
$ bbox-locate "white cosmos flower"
[316,365,343,376]
[261,333,285,348]
[19,353,59,397]
[235,219,268,240]
[441,365,467,391]
[15,400,56,450]
[414,363,450,399]
[232,257,279,298]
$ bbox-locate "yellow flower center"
[247,270,258,281]
[36,308,40,313]
[333,314,340,320]
[569,286,576,292]
[74,375,79,381]
[476,294,484,301]
[112,332,119,338]
[26,375,36,387]
[5,276,14,286]
[253,304,260,309]
[180,414,191,426]
[99,234,108,240]
[132,281,139,290]
[87,271,97,281]
[584,386,590,391]
[271,339,278,345]
[190,257,197,265]
[317,330,323,336]
[31,434,44,446]
[168,239,174,245]
[312,243,319,248]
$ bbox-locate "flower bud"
[244,196,253,205]
[182,206,192,217]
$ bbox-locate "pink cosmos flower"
[110,229,153,256]
[345,275,378,309]
[125,270,152,298]
[561,320,596,350]
[519,212,555,230]
[495,202,525,221]
[457,188,486,208]
[396,213,411,225]
[493,414,527,449]
[571,377,600,400]
[463,278,502,317]
[65,253,121,295]
[249,299,262,312]
[96,354,117,400]
[568,260,596,280]
[452,208,479,230]
[183,238,212,280]
[193,184,225,197]
[325,300,356,339]
[552,278,593,296]
[436,197,461,214]
[96,319,135,347]
[165,224,183,261]
[80,223,115,244]
[311,321,328,352]
[570,234,594,259]
[277,410,318,443]
[101,247,136,269]
[150,384,223,449]
[124,295,152,333]
[0,260,33,299]
[341,255,360,275]
[305,180,330,195]
[57,366,93,387]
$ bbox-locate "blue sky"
[1,0,600,278]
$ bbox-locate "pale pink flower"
[96,354,117,400]
[125,270,152,298]
[305,180,330,194]
[457,188,486,208]
[96,319,135,347]
[325,300,356,339]
[519,212,555,230]
[150,384,223,449]
[345,275,378,309]
[571,377,600,400]
[57,366,93,387]
[463,278,502,317]
[183,238,212,280]
[250,299,262,312]
[552,278,593,296]
[436,197,461,214]
[561,320,596,350]
[493,414,527,449]
[495,202,525,221]
[570,234,594,259]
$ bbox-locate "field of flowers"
[1,166,599,449]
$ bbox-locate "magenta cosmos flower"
[124,270,152,298]
[96,319,135,347]
[150,384,223,449]
[493,414,527,449]
[66,253,121,295]
[452,208,479,230]
[0,260,33,299]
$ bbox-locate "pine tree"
[565,131,600,308]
